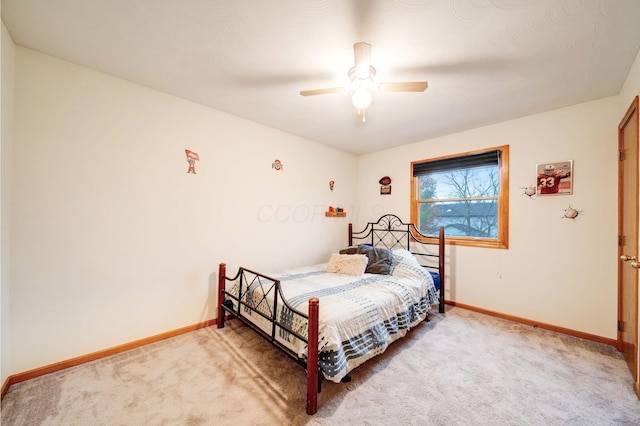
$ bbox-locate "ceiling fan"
[300,42,428,122]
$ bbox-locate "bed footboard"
[216,263,320,415]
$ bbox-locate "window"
[410,145,509,249]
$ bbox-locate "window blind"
[412,150,500,176]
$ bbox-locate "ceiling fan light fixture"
[352,87,372,110]
[299,42,428,123]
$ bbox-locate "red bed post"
[438,227,445,314]
[217,263,227,329]
[348,223,353,246]
[306,297,320,415]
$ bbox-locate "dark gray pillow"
[338,245,360,255]
[339,245,393,275]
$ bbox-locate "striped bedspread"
[228,249,439,383]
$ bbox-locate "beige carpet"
[2,307,640,425]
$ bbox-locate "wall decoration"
[379,176,392,195]
[272,159,283,171]
[562,204,583,220]
[536,160,573,195]
[521,185,537,198]
[185,149,199,174]
[329,180,335,192]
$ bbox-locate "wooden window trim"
[410,145,509,249]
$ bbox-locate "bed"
[216,214,445,415]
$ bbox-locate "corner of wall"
[1,19,16,389]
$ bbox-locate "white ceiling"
[2,0,640,155]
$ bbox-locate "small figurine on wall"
[329,180,335,192]
[562,204,583,220]
[185,149,199,174]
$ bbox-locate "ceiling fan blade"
[353,42,372,79]
[300,87,346,96]
[378,82,428,92]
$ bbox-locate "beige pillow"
[325,253,368,276]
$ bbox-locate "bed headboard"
[348,214,446,313]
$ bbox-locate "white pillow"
[325,253,368,276]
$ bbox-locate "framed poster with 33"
[536,160,573,195]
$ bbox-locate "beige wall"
[356,97,620,339]
[9,47,357,374]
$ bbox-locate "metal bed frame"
[216,214,445,415]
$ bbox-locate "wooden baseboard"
[445,301,617,347]
[1,318,217,400]
[1,377,10,400]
